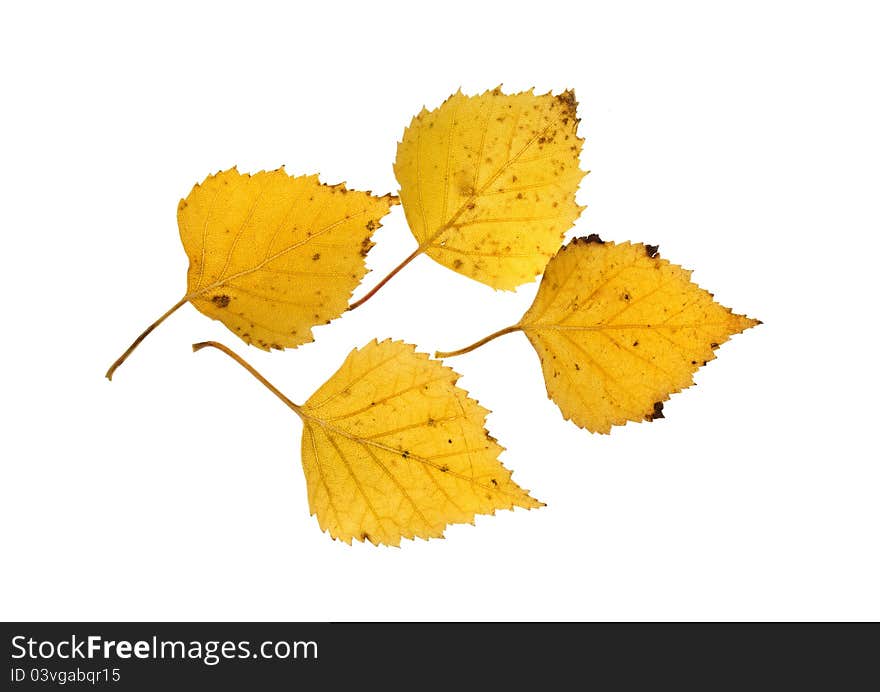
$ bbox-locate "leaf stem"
[105,297,189,380]
[434,325,522,358]
[348,246,424,311]
[191,341,301,413]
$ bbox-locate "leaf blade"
[394,88,586,290]
[521,238,759,433]
[300,340,541,545]
[178,167,397,350]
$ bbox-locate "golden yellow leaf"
[437,236,759,434]
[351,88,585,308]
[193,340,542,546]
[107,167,397,379]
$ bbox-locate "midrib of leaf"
[435,318,735,360]
[297,410,518,499]
[522,322,737,332]
[349,105,571,311]
[418,109,569,252]
[184,208,372,302]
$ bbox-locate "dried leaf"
[194,340,542,546]
[396,87,585,289]
[107,167,397,378]
[351,88,585,308]
[438,237,759,433]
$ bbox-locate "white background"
[1,1,878,621]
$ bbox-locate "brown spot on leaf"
[575,233,604,245]
[211,294,230,308]
[312,253,321,261]
[645,244,659,258]
[555,89,578,120]
[646,401,665,421]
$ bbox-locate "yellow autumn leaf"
[351,87,585,308]
[106,167,397,379]
[193,339,542,546]
[437,236,759,434]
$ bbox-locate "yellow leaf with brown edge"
[351,88,585,309]
[396,87,585,289]
[106,167,397,379]
[193,339,542,546]
[437,236,760,434]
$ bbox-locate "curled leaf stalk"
[191,341,301,414]
[348,246,424,311]
[434,325,522,359]
[105,297,188,380]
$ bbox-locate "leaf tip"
[742,315,762,331]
